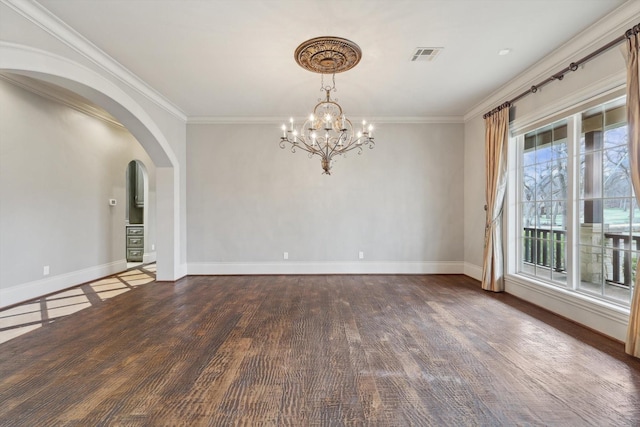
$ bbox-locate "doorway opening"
[125,160,148,269]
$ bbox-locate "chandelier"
[280,37,375,175]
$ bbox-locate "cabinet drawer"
[127,248,143,262]
[127,236,143,248]
[127,226,144,236]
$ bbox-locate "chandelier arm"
[289,141,315,155]
[296,137,323,154]
[335,136,363,152]
[326,132,348,158]
[337,139,373,155]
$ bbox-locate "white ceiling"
[36,0,627,120]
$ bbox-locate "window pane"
[603,145,630,198]
[604,199,632,229]
[579,200,603,237]
[579,152,585,199]
[551,122,568,161]
[523,135,536,166]
[521,202,536,228]
[536,162,552,201]
[550,201,567,230]
[604,112,627,150]
[536,131,553,164]
[632,199,640,228]
[538,201,551,227]
[578,244,603,295]
[522,165,536,202]
[551,158,568,201]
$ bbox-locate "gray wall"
[463,115,486,270]
[0,78,156,290]
[187,122,464,267]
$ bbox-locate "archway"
[0,42,183,282]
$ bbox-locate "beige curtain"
[626,27,640,358]
[482,107,509,292]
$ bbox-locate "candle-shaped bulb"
[293,129,298,137]
[311,132,317,146]
[341,114,346,129]
[368,124,373,137]
[357,131,362,138]
[281,124,286,138]
[290,117,294,131]
[325,113,331,123]
[309,114,315,122]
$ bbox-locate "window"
[521,121,568,285]
[515,97,633,306]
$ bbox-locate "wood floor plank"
[1,273,639,426]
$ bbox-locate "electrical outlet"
[43,265,50,276]
[359,251,364,260]
[283,252,289,260]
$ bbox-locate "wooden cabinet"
[126,225,144,262]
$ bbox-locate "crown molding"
[2,0,187,122]
[0,72,125,128]
[463,0,640,122]
[187,116,464,125]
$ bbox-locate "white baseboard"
[464,262,483,282]
[143,251,157,264]
[187,261,464,276]
[0,260,127,308]
[505,274,630,341]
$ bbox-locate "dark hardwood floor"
[0,274,639,426]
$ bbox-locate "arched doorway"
[0,42,183,288]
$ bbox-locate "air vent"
[410,47,442,61]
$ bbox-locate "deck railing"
[604,232,640,287]
[523,227,566,272]
[523,227,637,287]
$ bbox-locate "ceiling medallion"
[294,36,362,74]
[280,37,374,175]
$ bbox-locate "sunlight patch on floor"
[0,264,156,344]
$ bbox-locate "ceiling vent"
[410,47,442,62]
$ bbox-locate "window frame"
[507,95,634,309]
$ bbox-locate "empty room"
[1,0,640,425]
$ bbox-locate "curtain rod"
[483,22,640,119]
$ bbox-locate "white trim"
[0,260,127,309]
[0,72,124,128]
[509,75,626,135]
[2,0,187,122]
[463,262,483,282]
[463,1,640,122]
[505,274,630,341]
[188,261,464,276]
[143,251,157,264]
[187,116,465,125]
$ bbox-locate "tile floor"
[0,264,156,344]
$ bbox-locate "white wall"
[0,77,156,306]
[187,122,465,274]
